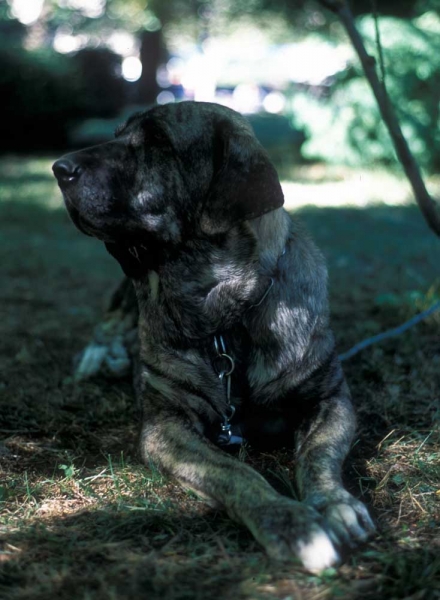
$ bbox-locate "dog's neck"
[248,208,290,273]
[132,210,290,343]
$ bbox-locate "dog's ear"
[200,120,284,235]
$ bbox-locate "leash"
[211,246,287,447]
[212,334,244,446]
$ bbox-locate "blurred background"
[1,0,439,172]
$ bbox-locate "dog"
[53,101,374,572]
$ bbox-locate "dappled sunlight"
[0,157,61,209]
[0,157,54,179]
[8,0,44,25]
[366,429,440,530]
[282,167,440,210]
[0,180,60,208]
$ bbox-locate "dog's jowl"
[53,101,374,572]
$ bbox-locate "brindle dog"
[53,101,374,572]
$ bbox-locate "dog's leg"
[141,413,341,572]
[294,371,375,550]
[74,277,138,380]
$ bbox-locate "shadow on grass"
[0,504,270,600]
[1,501,439,600]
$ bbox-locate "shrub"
[291,13,440,171]
[0,45,124,152]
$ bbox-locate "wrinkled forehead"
[113,102,251,148]
[114,112,144,138]
[114,111,167,146]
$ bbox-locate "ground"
[0,156,439,600]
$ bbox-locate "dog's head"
[53,101,284,278]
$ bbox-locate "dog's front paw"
[243,498,340,573]
[325,498,375,548]
[309,492,375,549]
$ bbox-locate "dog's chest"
[135,263,292,447]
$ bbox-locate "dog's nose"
[52,158,83,186]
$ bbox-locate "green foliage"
[0,46,79,117]
[0,44,124,151]
[0,46,80,150]
[291,14,440,171]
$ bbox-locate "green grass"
[0,155,439,600]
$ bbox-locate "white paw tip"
[74,345,107,380]
[297,530,340,573]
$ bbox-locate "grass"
[0,155,439,600]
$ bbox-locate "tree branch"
[320,0,440,237]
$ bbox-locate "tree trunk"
[320,0,440,237]
[138,29,163,106]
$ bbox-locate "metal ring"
[213,353,235,377]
